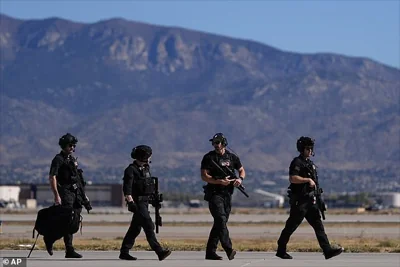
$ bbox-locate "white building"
[0,186,20,202]
[1,184,124,208]
[254,189,285,208]
[377,192,400,208]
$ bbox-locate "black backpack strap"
[27,231,40,258]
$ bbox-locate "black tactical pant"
[277,200,331,253]
[58,186,82,252]
[120,201,163,254]
[206,193,233,255]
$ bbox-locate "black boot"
[227,250,236,260]
[65,249,82,258]
[276,248,293,259]
[324,246,344,260]
[119,253,137,260]
[157,249,172,261]
[43,236,53,256]
[205,252,223,260]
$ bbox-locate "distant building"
[377,192,400,208]
[1,184,125,207]
[254,189,285,208]
[0,186,23,208]
[0,186,20,202]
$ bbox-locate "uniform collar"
[134,161,149,169]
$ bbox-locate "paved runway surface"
[1,250,399,267]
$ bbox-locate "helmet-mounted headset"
[209,133,228,147]
[296,136,315,154]
[131,145,152,162]
[59,133,78,149]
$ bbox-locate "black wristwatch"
[239,176,244,181]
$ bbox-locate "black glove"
[83,195,92,213]
[84,201,93,213]
[127,201,137,213]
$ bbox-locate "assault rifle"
[150,177,163,233]
[67,156,92,213]
[314,187,326,220]
[210,159,249,198]
[76,169,93,213]
[305,165,326,220]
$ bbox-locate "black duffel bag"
[27,205,82,257]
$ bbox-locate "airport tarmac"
[1,250,399,267]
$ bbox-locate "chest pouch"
[135,176,155,196]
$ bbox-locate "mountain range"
[0,14,399,185]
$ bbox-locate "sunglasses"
[305,146,313,150]
[68,144,76,148]
[212,141,221,145]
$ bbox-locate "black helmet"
[131,145,152,161]
[58,133,78,149]
[209,133,228,146]
[296,136,315,153]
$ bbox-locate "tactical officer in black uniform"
[48,133,90,258]
[276,136,343,260]
[201,133,246,260]
[119,145,172,261]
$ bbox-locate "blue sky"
[1,0,399,68]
